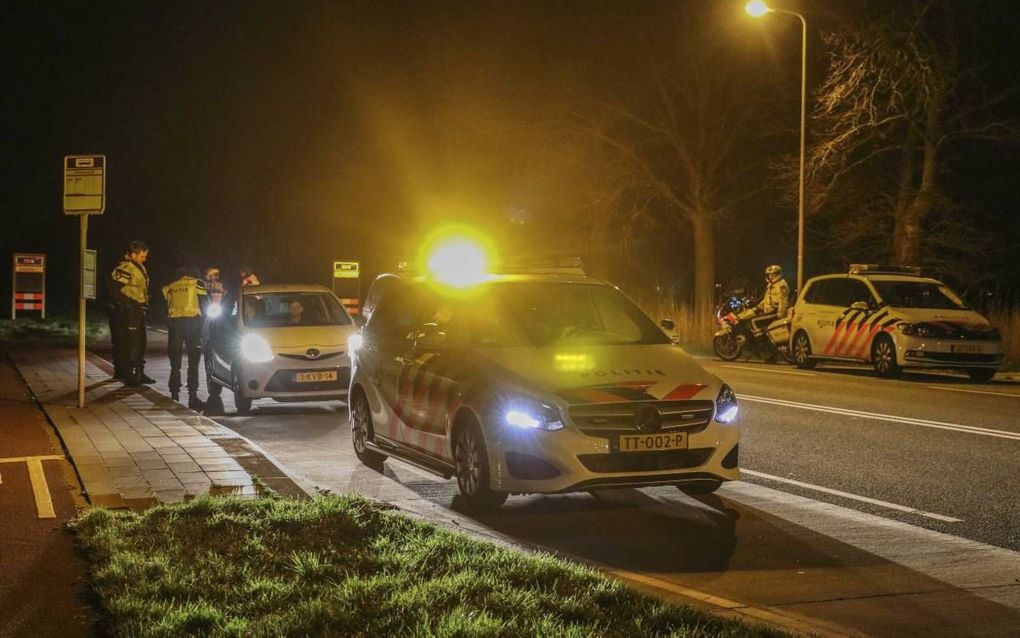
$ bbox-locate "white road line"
[721,364,816,377]
[741,470,962,523]
[928,385,1020,399]
[740,394,1020,441]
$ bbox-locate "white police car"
[348,241,740,508]
[789,265,1004,380]
[203,284,358,414]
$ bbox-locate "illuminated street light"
[746,1,808,293]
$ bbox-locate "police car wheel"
[871,335,901,378]
[966,368,996,382]
[453,420,507,508]
[792,332,817,369]
[350,390,386,468]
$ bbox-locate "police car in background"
[347,245,740,508]
[203,284,358,414]
[789,265,1004,380]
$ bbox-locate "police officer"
[205,266,225,305]
[163,266,207,408]
[750,264,790,333]
[106,250,130,380]
[110,241,154,386]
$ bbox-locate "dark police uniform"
[162,273,207,402]
[110,258,150,384]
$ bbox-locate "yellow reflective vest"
[756,277,790,317]
[111,260,149,306]
[162,276,207,318]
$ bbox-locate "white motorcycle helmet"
[765,264,783,283]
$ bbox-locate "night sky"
[4,0,1019,318]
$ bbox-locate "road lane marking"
[721,364,816,377]
[739,394,1020,441]
[927,385,1020,399]
[26,458,55,519]
[0,455,64,519]
[741,470,962,523]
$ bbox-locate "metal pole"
[78,213,88,408]
[797,12,807,294]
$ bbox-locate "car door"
[795,278,830,350]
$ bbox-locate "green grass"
[0,315,109,347]
[71,495,787,637]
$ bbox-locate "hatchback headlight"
[240,334,274,362]
[503,397,563,431]
[206,302,223,319]
[715,384,739,424]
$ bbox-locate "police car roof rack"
[497,256,586,276]
[848,263,922,276]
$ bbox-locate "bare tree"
[806,1,1017,266]
[570,12,771,327]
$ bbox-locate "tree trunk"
[690,212,716,339]
[894,140,937,266]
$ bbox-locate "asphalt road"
[136,333,1020,636]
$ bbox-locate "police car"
[203,284,358,414]
[789,265,1004,380]
[348,241,740,508]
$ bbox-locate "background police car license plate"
[295,370,337,383]
[617,432,688,453]
[951,344,982,354]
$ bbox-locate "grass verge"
[0,315,109,348]
[71,494,787,637]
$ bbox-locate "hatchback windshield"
[871,281,967,310]
[242,292,352,328]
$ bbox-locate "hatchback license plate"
[295,370,338,383]
[951,344,982,354]
[617,432,688,453]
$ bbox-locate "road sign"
[63,155,106,214]
[333,261,360,279]
[83,249,97,300]
[12,253,46,319]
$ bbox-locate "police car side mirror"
[413,323,447,353]
[850,301,871,313]
[660,318,675,331]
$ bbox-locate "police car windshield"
[871,281,968,310]
[496,282,670,347]
[241,292,351,328]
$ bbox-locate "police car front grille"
[577,448,714,473]
[568,400,714,437]
[264,367,351,393]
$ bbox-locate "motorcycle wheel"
[713,333,742,361]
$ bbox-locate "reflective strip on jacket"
[111,260,149,305]
[162,276,207,318]
[757,277,790,317]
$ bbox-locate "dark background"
[3,0,1018,320]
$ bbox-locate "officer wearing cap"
[110,241,154,386]
[163,266,207,408]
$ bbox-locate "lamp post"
[746,0,807,293]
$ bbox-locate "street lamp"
[746,0,807,293]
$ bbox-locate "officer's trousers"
[124,304,147,374]
[167,316,202,394]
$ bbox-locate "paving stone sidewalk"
[9,348,307,509]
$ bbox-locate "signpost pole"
[78,213,88,408]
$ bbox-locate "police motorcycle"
[712,283,794,363]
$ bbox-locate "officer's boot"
[170,388,180,402]
[187,391,204,411]
[139,366,156,385]
[125,368,144,387]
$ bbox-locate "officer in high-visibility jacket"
[746,264,790,333]
[110,241,153,386]
[163,266,208,408]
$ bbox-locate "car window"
[846,280,875,305]
[815,279,851,306]
[366,281,431,343]
[803,279,828,304]
[871,281,968,310]
[362,275,400,322]
[242,292,351,328]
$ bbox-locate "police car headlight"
[240,334,274,363]
[715,384,739,424]
[207,302,223,319]
[503,397,563,431]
